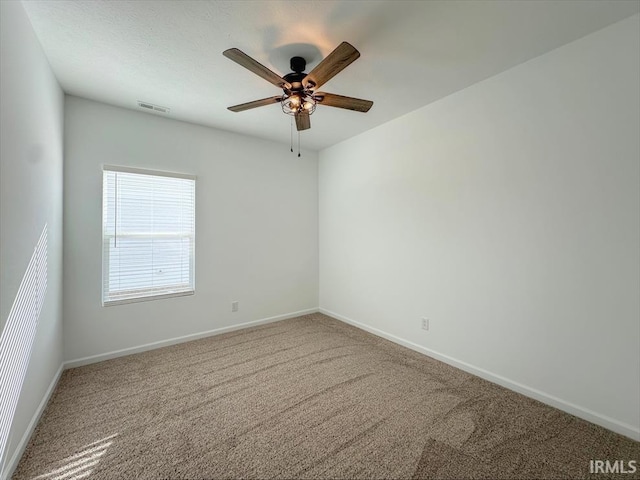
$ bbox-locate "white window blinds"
[102,166,196,306]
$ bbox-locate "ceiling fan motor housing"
[284,57,310,94]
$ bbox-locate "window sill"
[103,290,194,307]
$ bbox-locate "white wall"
[63,96,318,361]
[319,15,640,439]
[0,0,64,475]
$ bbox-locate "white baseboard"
[2,363,64,480]
[64,308,320,369]
[320,308,640,442]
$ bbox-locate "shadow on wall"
[0,224,48,474]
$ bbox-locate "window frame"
[101,165,196,307]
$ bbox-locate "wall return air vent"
[137,101,170,114]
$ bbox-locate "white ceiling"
[21,0,639,151]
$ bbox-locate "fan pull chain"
[290,116,293,153]
[298,130,301,157]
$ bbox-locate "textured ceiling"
[21,0,640,151]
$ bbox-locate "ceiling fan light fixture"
[281,93,316,116]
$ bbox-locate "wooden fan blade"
[303,42,360,90]
[295,111,311,131]
[223,48,291,90]
[227,96,282,112]
[314,92,373,112]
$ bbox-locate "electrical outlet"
[421,318,429,331]
[231,301,239,312]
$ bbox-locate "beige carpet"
[13,313,639,479]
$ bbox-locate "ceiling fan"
[223,42,373,132]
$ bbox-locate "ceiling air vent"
[137,101,170,114]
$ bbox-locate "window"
[102,166,195,306]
